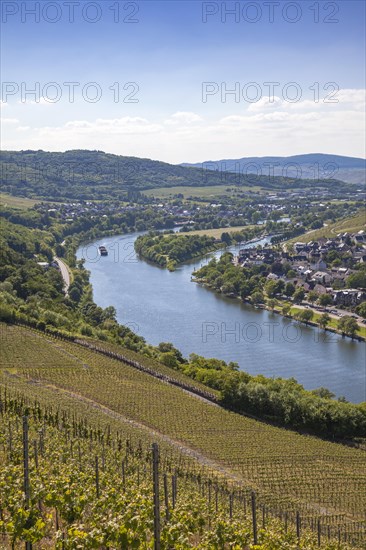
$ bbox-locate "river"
[77,232,366,403]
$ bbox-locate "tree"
[282,304,291,316]
[103,306,117,321]
[312,387,335,399]
[160,351,179,369]
[298,309,314,325]
[307,291,319,304]
[318,293,333,307]
[270,210,281,222]
[347,271,366,289]
[69,286,81,303]
[271,261,284,275]
[250,290,264,304]
[356,302,366,319]
[284,282,295,297]
[221,232,232,246]
[319,312,331,330]
[293,288,305,304]
[267,299,276,311]
[287,269,297,279]
[265,280,278,298]
[338,316,359,339]
[158,342,185,363]
[251,211,261,224]
[332,258,342,267]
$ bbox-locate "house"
[313,284,327,295]
[354,231,366,243]
[312,271,332,285]
[332,289,366,306]
[330,267,351,283]
[354,252,366,263]
[294,242,306,252]
[310,258,327,271]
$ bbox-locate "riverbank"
[77,231,366,403]
[193,277,366,342]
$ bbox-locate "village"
[236,231,366,311]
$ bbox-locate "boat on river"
[98,245,108,256]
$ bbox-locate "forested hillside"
[0,150,350,201]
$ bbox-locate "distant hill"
[182,153,366,185]
[0,150,353,201]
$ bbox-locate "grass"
[289,306,366,338]
[176,225,255,239]
[288,211,366,243]
[0,193,39,209]
[143,185,267,199]
[269,299,366,339]
[1,324,365,531]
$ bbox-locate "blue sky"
[1,0,365,162]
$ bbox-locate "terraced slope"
[0,324,365,543]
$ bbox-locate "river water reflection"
[77,232,365,403]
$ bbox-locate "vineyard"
[287,211,366,243]
[0,324,365,548]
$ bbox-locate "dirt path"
[25,377,248,487]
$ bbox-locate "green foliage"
[1,400,358,549]
[346,269,366,289]
[135,232,221,268]
[338,316,360,338]
[284,282,295,296]
[193,253,267,301]
[356,302,366,319]
[293,288,305,304]
[319,313,331,329]
[318,294,333,306]
[297,309,314,324]
[307,291,319,304]
[1,150,349,201]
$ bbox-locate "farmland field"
[2,390,359,549]
[0,192,39,209]
[178,225,255,238]
[143,185,268,199]
[288,211,365,243]
[1,323,365,548]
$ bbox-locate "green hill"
[182,153,366,185]
[0,149,350,201]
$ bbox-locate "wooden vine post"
[23,416,32,550]
[251,491,258,545]
[152,443,161,550]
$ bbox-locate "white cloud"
[286,88,365,112]
[164,111,203,125]
[1,90,365,163]
[38,117,162,137]
[1,118,19,124]
[17,97,55,106]
[247,96,283,112]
